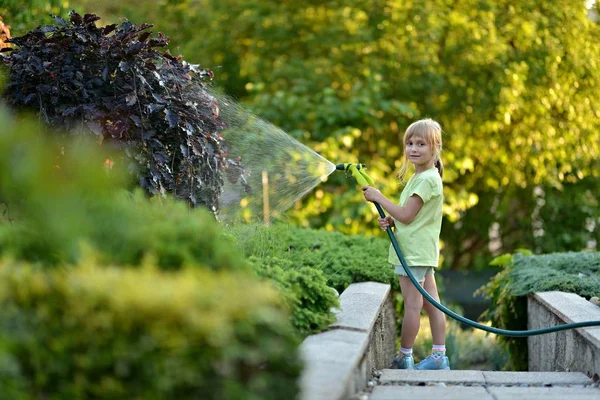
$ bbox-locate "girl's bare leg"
[399,276,424,349]
[422,274,446,345]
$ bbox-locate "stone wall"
[299,282,396,400]
[528,291,600,379]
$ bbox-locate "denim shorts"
[393,265,435,283]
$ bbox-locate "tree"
[55,1,600,268]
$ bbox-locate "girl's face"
[405,134,435,169]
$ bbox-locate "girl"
[362,118,449,370]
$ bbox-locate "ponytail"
[435,157,444,178]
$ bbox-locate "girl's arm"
[362,186,423,224]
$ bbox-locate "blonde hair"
[397,118,444,183]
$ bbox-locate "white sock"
[400,347,413,356]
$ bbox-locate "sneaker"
[415,355,451,370]
[391,354,415,369]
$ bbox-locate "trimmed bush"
[0,261,302,400]
[249,255,338,336]
[508,251,600,298]
[227,223,396,293]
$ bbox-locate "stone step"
[378,369,594,387]
[369,385,600,400]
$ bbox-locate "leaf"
[52,15,69,27]
[69,11,83,26]
[23,93,37,104]
[126,42,145,55]
[103,24,117,35]
[85,120,104,136]
[164,109,179,128]
[489,254,513,267]
[152,93,166,104]
[143,130,156,140]
[61,106,78,117]
[147,103,164,114]
[126,92,137,106]
[148,38,168,48]
[138,32,151,42]
[83,14,101,25]
[180,144,189,157]
[130,115,142,127]
[152,71,165,87]
[40,26,58,34]
[120,21,133,33]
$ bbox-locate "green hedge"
[227,222,401,337]
[477,250,600,370]
[227,223,396,293]
[0,262,301,400]
[249,255,338,336]
[508,251,600,297]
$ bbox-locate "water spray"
[338,162,600,337]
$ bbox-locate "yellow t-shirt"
[388,167,443,267]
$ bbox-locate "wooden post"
[262,170,270,226]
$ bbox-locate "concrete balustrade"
[299,282,396,400]
[528,291,600,378]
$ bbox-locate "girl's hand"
[378,216,394,231]
[362,185,383,203]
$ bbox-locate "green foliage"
[0,261,301,400]
[0,109,244,271]
[0,341,29,400]
[475,249,600,371]
[509,251,600,297]
[104,0,600,270]
[227,222,396,293]
[249,255,338,336]
[476,259,528,370]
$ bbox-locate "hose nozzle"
[335,163,374,186]
[336,163,366,171]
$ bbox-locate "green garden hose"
[338,162,600,337]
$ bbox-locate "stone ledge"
[379,369,592,387]
[371,385,491,400]
[533,291,600,347]
[299,329,369,400]
[371,385,600,400]
[299,282,396,400]
[330,282,391,332]
[528,291,600,377]
[379,369,485,385]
